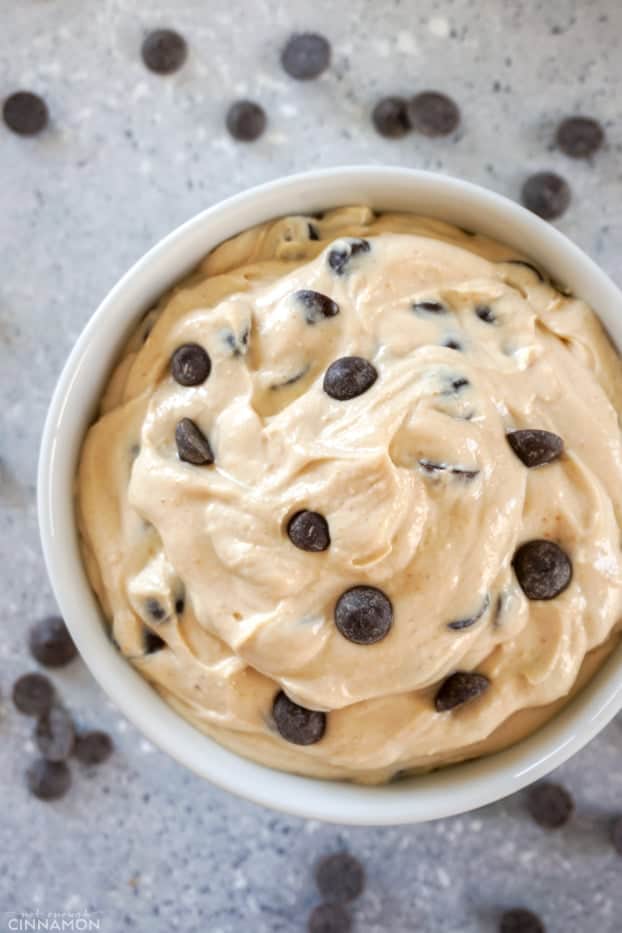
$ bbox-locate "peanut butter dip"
[77,206,622,783]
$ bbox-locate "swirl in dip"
[77,206,622,783]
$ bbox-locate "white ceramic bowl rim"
[38,166,622,825]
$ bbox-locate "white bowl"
[38,166,622,825]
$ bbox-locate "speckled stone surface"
[2,1,622,930]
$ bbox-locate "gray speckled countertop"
[2,1,622,931]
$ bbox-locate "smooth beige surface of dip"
[77,206,622,782]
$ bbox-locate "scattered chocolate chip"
[3,91,48,135]
[26,758,71,801]
[144,630,166,654]
[513,540,572,600]
[435,671,490,711]
[315,852,365,902]
[372,96,411,138]
[287,510,330,552]
[141,29,187,74]
[450,466,479,480]
[610,816,622,855]
[450,376,469,392]
[308,223,321,241]
[527,781,574,829]
[500,907,545,933]
[226,100,267,141]
[175,418,214,465]
[29,616,77,668]
[407,91,460,136]
[145,598,167,622]
[507,430,564,468]
[475,305,496,324]
[270,366,310,390]
[308,903,351,933]
[413,300,447,314]
[295,289,340,324]
[272,691,326,745]
[521,172,571,221]
[12,673,55,716]
[74,730,114,765]
[448,594,490,630]
[444,339,462,351]
[323,356,377,401]
[505,259,545,282]
[493,593,505,624]
[420,459,446,475]
[421,458,475,479]
[170,343,211,386]
[281,33,331,80]
[175,597,185,615]
[327,238,371,275]
[35,706,75,762]
[556,116,604,159]
[334,586,393,645]
[223,327,250,357]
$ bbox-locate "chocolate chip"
[295,290,340,325]
[35,706,75,762]
[3,91,48,135]
[413,300,447,314]
[308,903,351,933]
[507,430,563,468]
[611,816,622,855]
[527,781,574,829]
[226,100,267,141]
[144,630,166,654]
[450,376,469,392]
[420,459,448,475]
[435,671,490,711]
[141,29,187,74]
[74,730,114,765]
[223,327,250,357]
[556,116,604,159]
[270,366,310,390]
[170,343,211,386]
[448,594,490,630]
[451,466,479,480]
[29,616,77,668]
[323,357,377,401]
[12,673,55,716]
[287,510,330,552]
[444,338,462,351]
[407,91,460,136]
[281,33,331,80]
[327,238,370,275]
[500,908,545,933]
[272,691,326,745]
[308,223,321,241]
[315,852,365,902]
[334,586,393,645]
[26,759,71,801]
[475,305,496,323]
[175,597,185,615]
[146,598,167,622]
[372,96,412,138]
[521,172,571,221]
[175,418,214,465]
[505,259,545,282]
[513,540,572,600]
